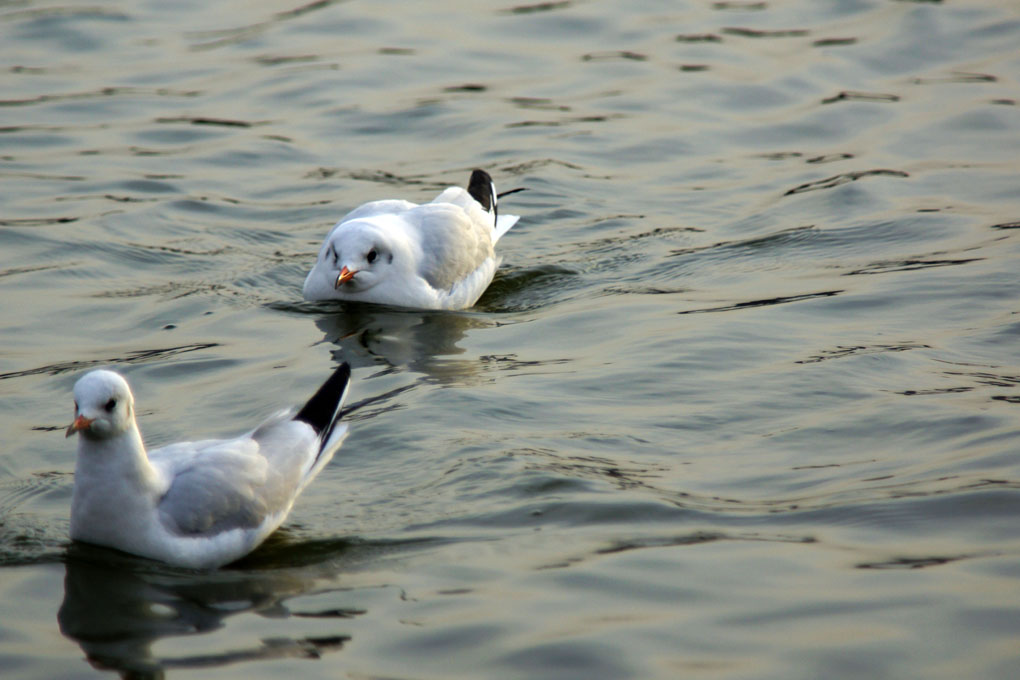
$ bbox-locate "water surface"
[2,0,1020,678]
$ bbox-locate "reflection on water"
[57,544,354,678]
[313,303,491,378]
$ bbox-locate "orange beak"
[335,266,357,288]
[65,414,94,438]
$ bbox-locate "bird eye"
[105,398,117,412]
[366,249,378,264]
[328,245,338,265]
[73,401,79,413]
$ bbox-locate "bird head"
[66,370,135,440]
[322,222,397,293]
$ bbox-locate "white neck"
[70,424,164,542]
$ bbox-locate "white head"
[66,370,136,441]
[315,220,403,295]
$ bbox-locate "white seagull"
[64,363,352,569]
[303,169,522,310]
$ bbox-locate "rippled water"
[2,0,1020,677]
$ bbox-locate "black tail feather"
[467,168,498,226]
[497,187,527,199]
[467,169,495,212]
[294,363,351,442]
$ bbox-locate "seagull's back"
[150,416,317,539]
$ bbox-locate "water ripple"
[2,0,1020,677]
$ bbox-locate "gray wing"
[410,203,494,291]
[152,418,317,537]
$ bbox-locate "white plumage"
[65,364,351,569]
[303,169,521,310]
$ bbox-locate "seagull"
[303,169,523,310]
[64,363,352,569]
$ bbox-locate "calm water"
[2,0,1020,677]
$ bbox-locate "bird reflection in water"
[57,543,358,679]
[315,303,496,383]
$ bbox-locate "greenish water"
[2,0,1019,678]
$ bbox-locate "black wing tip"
[467,169,495,213]
[294,362,352,436]
[497,186,527,199]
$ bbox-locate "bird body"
[303,170,521,310]
[66,365,351,569]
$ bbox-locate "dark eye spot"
[105,398,117,412]
[366,249,378,264]
[73,401,79,413]
[328,245,338,265]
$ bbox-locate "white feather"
[303,171,521,310]
[66,367,350,569]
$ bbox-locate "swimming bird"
[303,169,522,310]
[65,363,352,569]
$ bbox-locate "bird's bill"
[65,415,94,438]
[335,266,357,288]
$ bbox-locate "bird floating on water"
[303,169,523,310]
[65,364,351,569]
